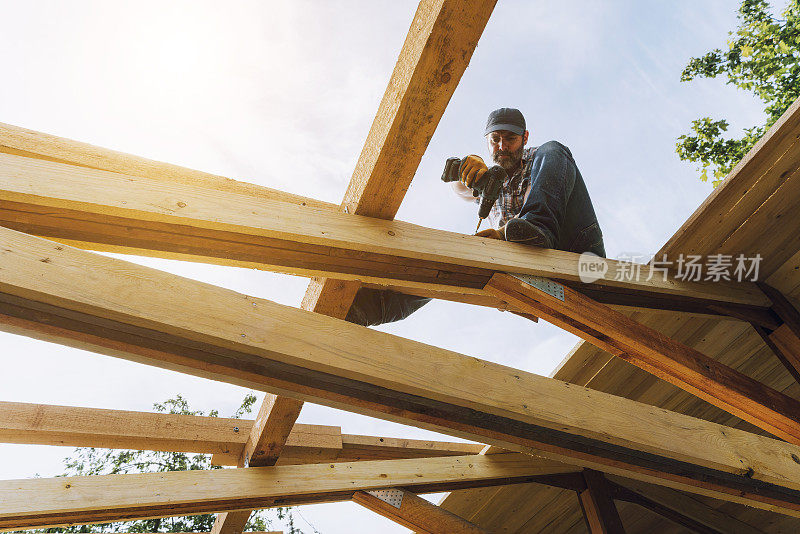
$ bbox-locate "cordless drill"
[441,157,507,233]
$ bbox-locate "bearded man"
[346,107,605,327]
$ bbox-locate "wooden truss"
[3,1,800,532]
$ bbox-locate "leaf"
[741,44,754,57]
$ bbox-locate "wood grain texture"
[0,151,773,314]
[0,454,550,530]
[0,400,488,467]
[0,122,334,211]
[485,272,800,446]
[340,0,496,219]
[4,230,800,513]
[353,489,490,534]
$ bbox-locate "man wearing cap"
[344,107,605,327]
[452,108,605,256]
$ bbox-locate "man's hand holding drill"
[458,154,488,188]
[458,155,506,240]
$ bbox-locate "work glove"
[459,154,488,188]
[475,226,505,240]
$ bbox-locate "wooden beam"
[353,488,490,533]
[338,0,496,219]
[578,470,625,534]
[0,400,483,465]
[336,434,482,462]
[484,272,800,445]
[609,482,719,534]
[210,394,304,534]
[0,454,560,530]
[754,323,800,385]
[4,231,800,514]
[758,282,800,339]
[0,152,776,320]
[240,395,305,468]
[0,400,340,462]
[608,476,767,534]
[0,122,335,211]
[302,0,482,318]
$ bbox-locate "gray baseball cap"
[484,107,526,136]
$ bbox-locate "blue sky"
[0,1,768,532]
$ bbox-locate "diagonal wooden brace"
[353,488,491,534]
[485,272,800,445]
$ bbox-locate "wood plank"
[241,395,305,468]
[759,282,800,340]
[4,231,800,513]
[0,400,255,456]
[658,95,800,258]
[485,272,800,445]
[713,160,800,277]
[0,453,557,530]
[210,394,304,534]
[0,400,487,466]
[353,489,490,533]
[771,324,800,378]
[303,0,490,317]
[0,152,775,317]
[339,0,496,218]
[337,434,483,462]
[754,323,800,385]
[578,470,625,534]
[0,122,334,211]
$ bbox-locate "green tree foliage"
[21,394,311,534]
[676,0,800,186]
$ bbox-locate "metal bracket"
[366,488,404,508]
[509,273,565,301]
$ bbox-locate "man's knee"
[535,140,572,159]
[346,288,431,327]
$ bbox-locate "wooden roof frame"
[2,1,800,532]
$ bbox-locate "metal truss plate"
[509,273,565,301]
[366,488,404,508]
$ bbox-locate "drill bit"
[475,218,483,234]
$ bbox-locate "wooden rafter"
[610,482,724,534]
[578,470,625,534]
[754,323,800,385]
[0,400,481,465]
[485,272,800,445]
[658,98,800,263]
[304,0,497,319]
[607,476,767,534]
[0,124,335,211]
[4,229,800,515]
[0,453,561,530]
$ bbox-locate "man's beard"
[492,145,524,172]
